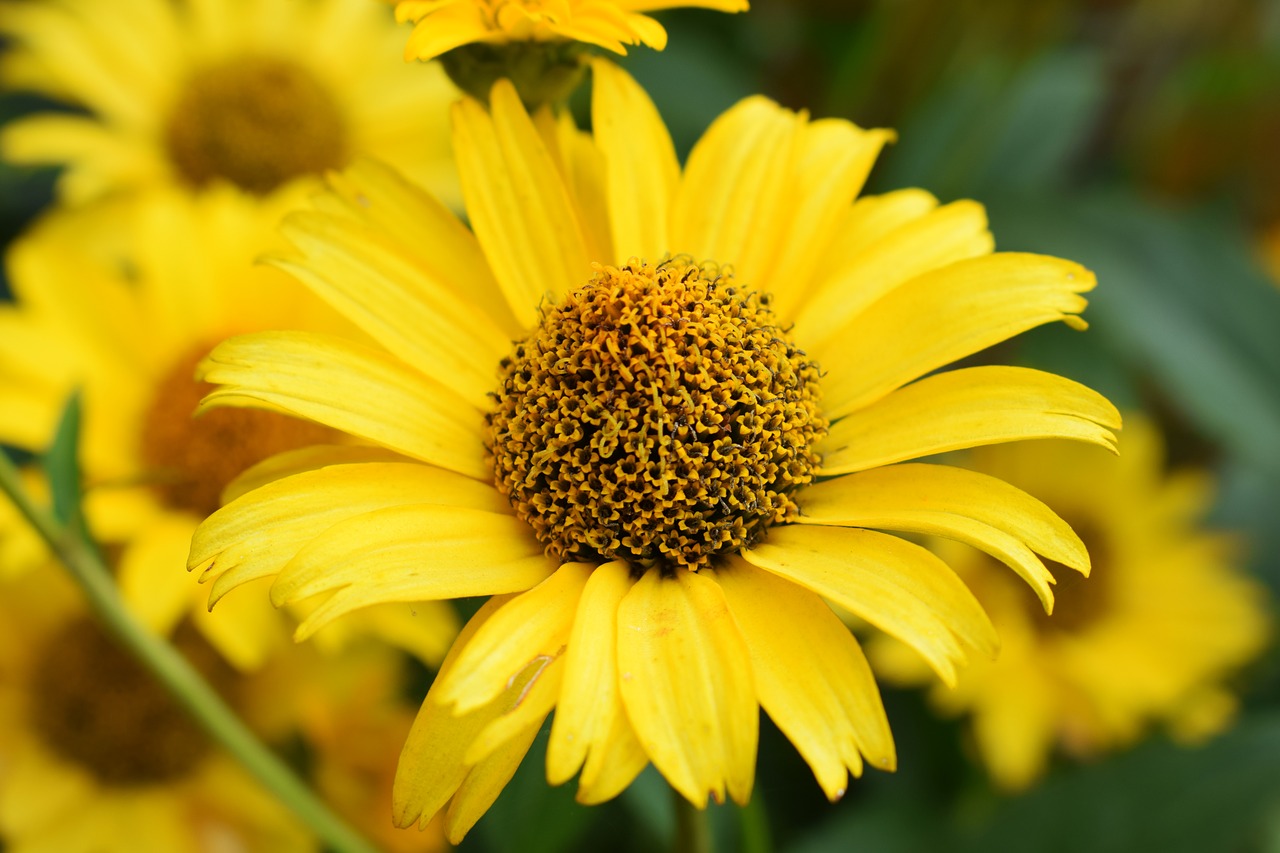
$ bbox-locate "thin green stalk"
[673,789,713,853]
[0,450,383,853]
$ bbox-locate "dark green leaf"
[43,389,84,527]
[957,714,1280,853]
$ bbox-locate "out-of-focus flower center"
[141,345,336,517]
[1035,519,1113,634]
[30,618,236,785]
[487,258,826,572]
[164,56,348,194]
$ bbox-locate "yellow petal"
[717,558,895,798]
[393,596,512,829]
[575,700,649,805]
[532,108,614,266]
[402,3,489,61]
[310,599,460,667]
[219,444,406,504]
[794,199,993,341]
[117,514,199,636]
[190,576,289,671]
[546,562,646,789]
[742,525,997,686]
[797,463,1091,610]
[452,81,589,328]
[465,656,564,764]
[831,188,940,256]
[758,118,895,318]
[821,366,1122,474]
[590,58,678,263]
[818,253,1096,418]
[616,568,757,808]
[443,714,543,844]
[272,211,509,409]
[669,97,796,279]
[191,461,505,604]
[272,505,554,638]
[323,158,519,336]
[197,331,489,480]
[438,562,591,713]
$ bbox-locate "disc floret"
[487,258,826,571]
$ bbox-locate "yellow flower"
[189,60,1120,841]
[871,418,1271,790]
[1,0,461,206]
[0,565,312,853]
[395,0,749,61]
[0,189,458,670]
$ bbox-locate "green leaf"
[43,389,84,527]
[878,49,1107,197]
[957,714,1280,853]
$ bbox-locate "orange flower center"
[30,618,236,785]
[165,56,348,194]
[141,345,336,517]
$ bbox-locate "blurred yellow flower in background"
[871,418,1271,790]
[189,59,1119,840]
[1,0,462,206]
[0,566,311,853]
[0,189,458,670]
[394,0,749,61]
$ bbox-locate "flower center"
[164,56,348,194]
[30,618,237,786]
[141,345,336,517]
[487,258,826,572]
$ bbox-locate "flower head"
[189,61,1120,840]
[871,418,1271,790]
[395,0,749,61]
[0,566,310,853]
[0,189,458,670]
[1,0,462,205]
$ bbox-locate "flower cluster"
[0,1,1270,851]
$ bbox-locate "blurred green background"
[4,1,1280,851]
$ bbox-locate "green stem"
[0,451,383,853]
[673,789,713,853]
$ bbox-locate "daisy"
[0,565,311,853]
[189,60,1120,840]
[1,0,461,206]
[870,418,1270,789]
[0,189,458,669]
[394,0,750,62]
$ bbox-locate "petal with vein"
[616,568,757,807]
[453,81,589,327]
[797,463,1090,610]
[821,366,1122,474]
[818,253,1096,417]
[193,461,505,604]
[795,200,993,343]
[437,562,592,713]
[547,561,647,794]
[269,505,553,637]
[717,558,895,798]
[197,331,489,479]
[590,58,679,264]
[219,444,406,504]
[393,596,511,830]
[465,657,565,764]
[322,158,519,335]
[669,97,796,281]
[761,119,895,319]
[743,525,997,686]
[273,212,508,408]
